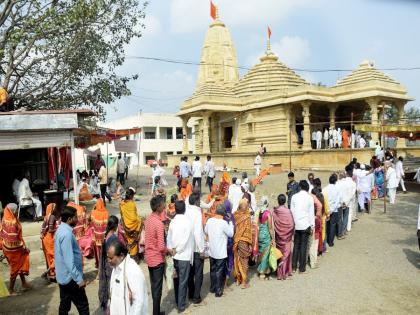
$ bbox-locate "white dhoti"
[255,165,261,177]
[388,188,397,204]
[20,197,42,217]
[398,178,406,192]
[358,191,370,210]
[316,140,321,149]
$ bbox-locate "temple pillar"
[366,97,380,144]
[329,104,337,129]
[202,112,211,154]
[396,100,407,149]
[302,101,311,150]
[181,116,189,154]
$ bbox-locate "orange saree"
[91,198,109,268]
[41,203,60,280]
[233,203,253,285]
[1,206,30,279]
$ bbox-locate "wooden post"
[382,105,386,214]
[70,131,79,205]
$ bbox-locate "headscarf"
[6,203,17,213]
[221,171,231,184]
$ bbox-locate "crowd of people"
[309,127,386,150]
[0,150,412,314]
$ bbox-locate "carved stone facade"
[178,14,413,155]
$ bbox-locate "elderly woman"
[1,203,31,295]
[233,199,253,289]
[255,196,275,280]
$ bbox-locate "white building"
[101,113,195,166]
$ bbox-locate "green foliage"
[0,0,148,118]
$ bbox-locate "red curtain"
[47,147,72,189]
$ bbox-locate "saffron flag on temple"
[268,26,272,39]
[210,0,217,20]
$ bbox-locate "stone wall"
[167,147,420,171]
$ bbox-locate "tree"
[0,0,148,118]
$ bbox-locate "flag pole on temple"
[267,26,272,51]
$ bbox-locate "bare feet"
[241,283,250,289]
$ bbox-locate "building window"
[166,128,173,139]
[176,151,182,155]
[176,127,183,139]
[144,132,156,139]
[187,127,192,139]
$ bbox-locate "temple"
[172,10,415,169]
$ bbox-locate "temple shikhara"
[173,9,414,169]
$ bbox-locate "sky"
[104,0,420,122]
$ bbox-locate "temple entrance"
[223,126,233,149]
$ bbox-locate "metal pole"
[106,141,109,184]
[350,112,353,161]
[289,122,292,171]
[70,131,79,205]
[382,105,386,214]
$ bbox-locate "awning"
[354,124,420,140]
[74,127,141,148]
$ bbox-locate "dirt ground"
[1,168,419,315]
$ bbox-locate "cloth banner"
[114,140,138,154]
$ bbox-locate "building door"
[224,127,233,149]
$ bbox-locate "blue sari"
[375,168,385,198]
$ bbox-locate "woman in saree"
[91,198,109,269]
[219,171,231,196]
[78,178,93,201]
[223,200,235,285]
[120,187,142,262]
[272,194,295,280]
[233,199,253,289]
[255,196,275,280]
[40,203,60,282]
[179,178,192,201]
[1,203,31,295]
[98,215,119,312]
[374,164,385,198]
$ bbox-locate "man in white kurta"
[316,129,322,149]
[18,176,42,218]
[386,161,399,204]
[228,179,243,213]
[323,128,329,149]
[337,128,342,148]
[395,156,406,193]
[332,128,338,148]
[254,153,262,177]
[109,244,148,315]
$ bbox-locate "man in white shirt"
[385,161,398,204]
[117,153,126,185]
[337,171,357,236]
[332,128,338,148]
[204,155,216,193]
[18,173,42,218]
[228,179,243,213]
[359,136,366,148]
[290,180,315,273]
[185,194,205,305]
[337,128,342,148]
[395,156,407,193]
[316,129,322,149]
[323,174,341,247]
[98,165,112,204]
[377,148,385,162]
[351,132,356,149]
[179,156,191,179]
[205,204,234,297]
[329,127,334,149]
[311,130,317,149]
[356,164,374,213]
[343,166,358,231]
[108,240,148,315]
[374,142,381,156]
[254,153,262,177]
[323,128,329,149]
[167,201,194,313]
[12,178,20,201]
[191,156,203,193]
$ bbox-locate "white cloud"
[143,14,162,38]
[246,36,311,68]
[170,0,326,34]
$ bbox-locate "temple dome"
[196,15,239,89]
[233,50,308,98]
[337,60,401,87]
[189,80,236,100]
